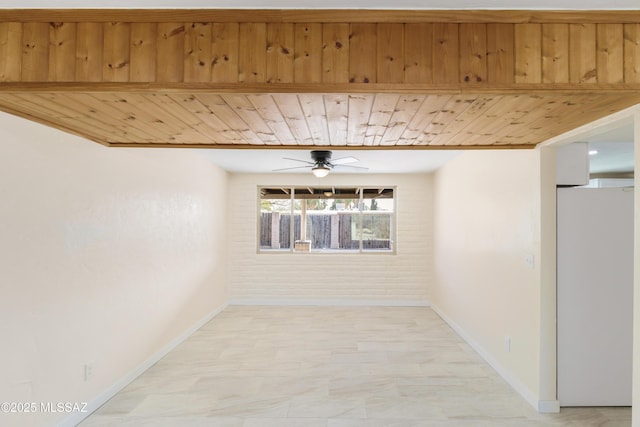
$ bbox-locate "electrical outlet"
[504,336,511,353]
[84,363,94,381]
[524,254,535,269]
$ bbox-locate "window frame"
[257,185,397,255]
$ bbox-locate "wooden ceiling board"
[380,95,425,146]
[399,95,449,145]
[218,94,279,144]
[0,93,121,143]
[1,91,640,149]
[365,93,400,146]
[324,94,349,146]
[442,94,539,146]
[248,94,298,145]
[428,95,503,146]
[4,10,640,25]
[272,93,314,145]
[3,11,640,153]
[199,94,263,144]
[164,94,242,145]
[416,95,478,145]
[347,94,375,147]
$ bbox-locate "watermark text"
[1,402,88,414]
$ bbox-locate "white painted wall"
[227,173,432,304]
[634,112,640,427]
[0,112,228,427]
[432,149,544,408]
[537,146,557,410]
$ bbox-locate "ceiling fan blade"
[333,164,369,171]
[282,157,315,165]
[331,156,359,165]
[272,165,313,172]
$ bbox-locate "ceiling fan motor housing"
[311,150,332,164]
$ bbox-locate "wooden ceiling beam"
[110,142,537,150]
[1,90,636,150]
[2,82,640,95]
[3,9,640,24]
[1,13,640,150]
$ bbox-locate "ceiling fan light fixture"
[312,164,330,178]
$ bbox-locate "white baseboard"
[228,298,430,307]
[58,303,228,427]
[430,304,559,414]
[538,400,561,413]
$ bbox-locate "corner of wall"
[633,111,640,427]
[58,303,228,427]
[430,304,540,411]
[537,145,558,406]
[431,150,544,411]
[537,400,560,414]
[0,112,232,427]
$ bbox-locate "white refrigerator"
[557,187,634,407]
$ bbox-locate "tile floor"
[80,306,631,426]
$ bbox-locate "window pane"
[329,192,360,250]
[259,187,394,253]
[331,199,359,251]
[292,197,307,252]
[294,188,360,252]
[260,189,293,251]
[361,189,394,251]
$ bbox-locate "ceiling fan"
[273,150,369,178]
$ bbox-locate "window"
[259,187,395,253]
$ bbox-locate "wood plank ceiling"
[1,91,638,148]
[1,10,640,150]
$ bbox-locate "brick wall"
[227,173,433,304]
